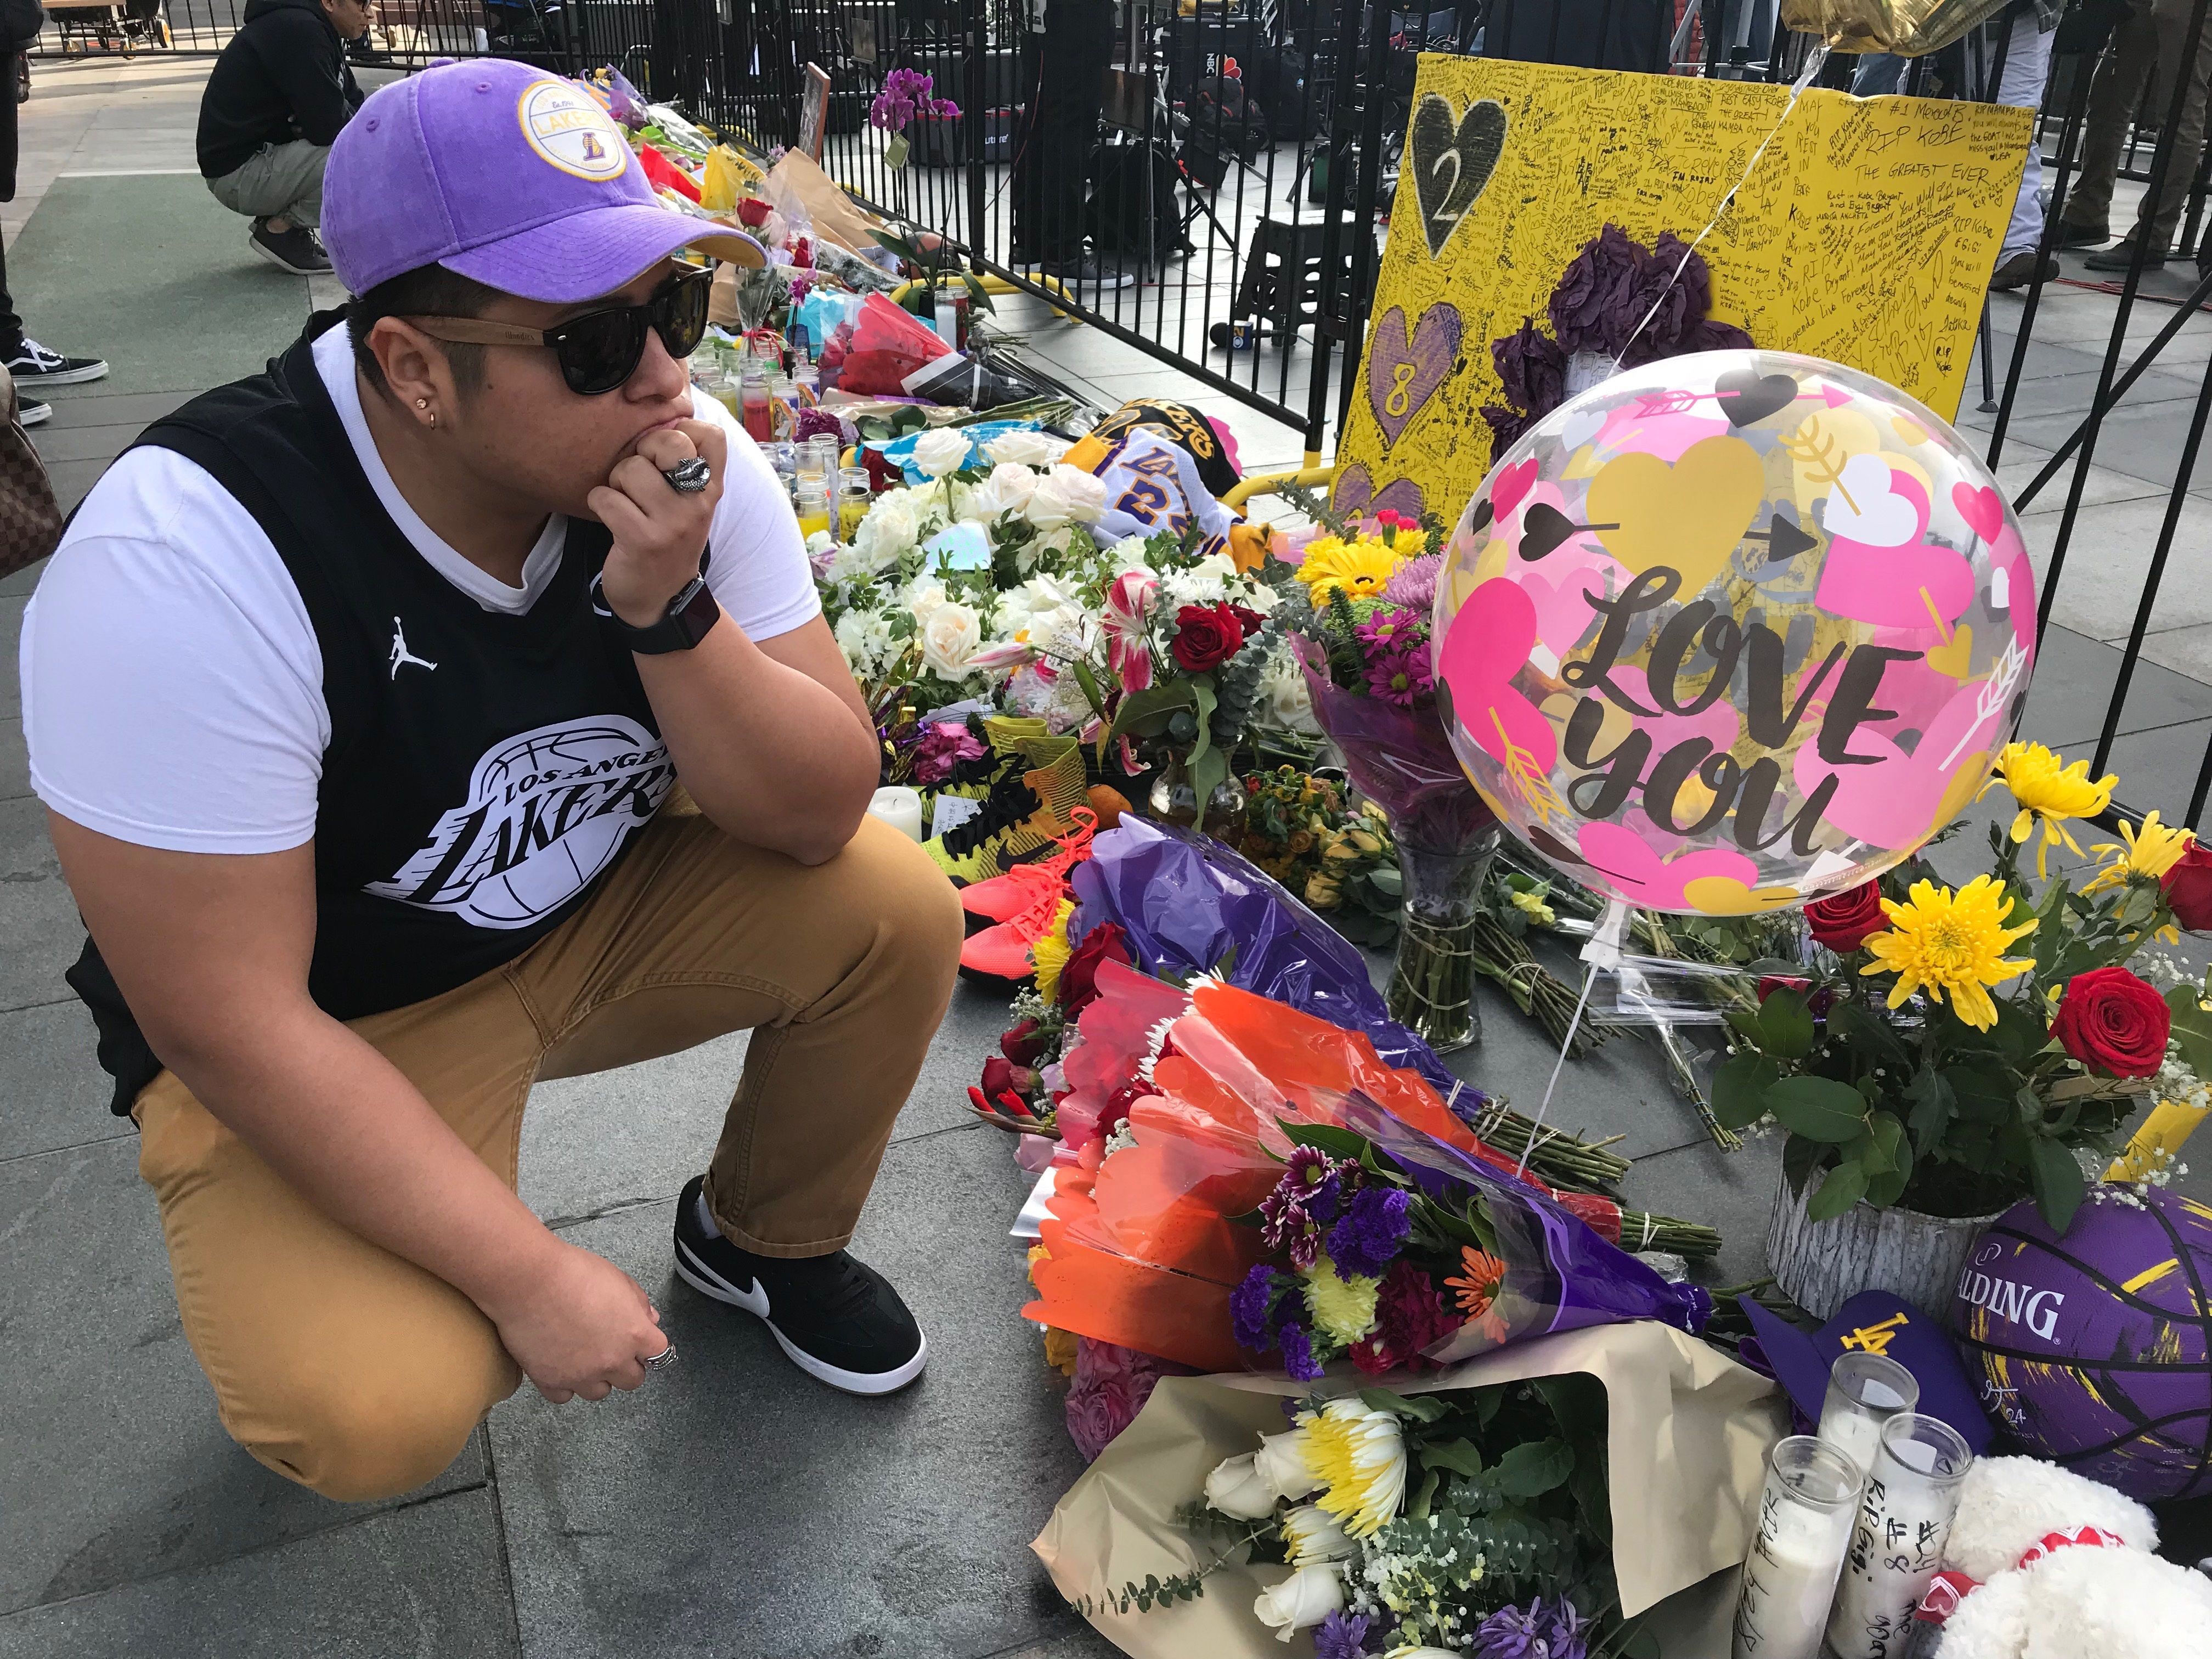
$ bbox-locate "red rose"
[1059,922,1132,1016]
[979,1054,1039,1101]
[1169,603,1246,673]
[1807,882,1888,952]
[2050,966,2172,1079]
[733,196,772,228]
[2162,839,2212,932]
[1227,603,1268,637]
[1001,1018,1048,1067]
[860,446,903,493]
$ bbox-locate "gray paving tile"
[516,973,1014,1227]
[0,1135,491,1615]
[0,793,79,1012]
[1612,1131,1784,1293]
[1,594,22,714]
[493,1125,1089,1659]
[2094,716,2212,825]
[29,421,141,466]
[33,388,188,429]
[1955,364,2204,430]
[0,1488,518,1658]
[2002,397,2212,489]
[2023,495,2212,642]
[0,998,124,1161]
[2138,620,2212,686]
[0,561,42,601]
[2017,622,2212,747]
[0,708,25,800]
[1994,439,2170,513]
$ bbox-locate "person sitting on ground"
[195,0,371,276]
[22,60,960,1503]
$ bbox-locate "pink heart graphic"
[1492,458,1538,517]
[1438,578,1556,785]
[1575,821,1761,911]
[1366,302,1463,450]
[1815,471,1976,631]
[1794,681,1996,849]
[1953,482,2006,545]
[1332,464,1426,531]
[1518,544,1621,658]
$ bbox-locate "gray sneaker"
[250,219,332,276]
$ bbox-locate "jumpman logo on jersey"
[389,618,438,679]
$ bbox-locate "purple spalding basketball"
[1952,1188,2212,1502]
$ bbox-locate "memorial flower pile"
[1711,746,2212,1232]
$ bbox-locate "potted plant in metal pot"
[1711,743,2212,1317]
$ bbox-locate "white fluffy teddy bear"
[1927,1455,2212,1658]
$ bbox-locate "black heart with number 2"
[1408,93,1506,259]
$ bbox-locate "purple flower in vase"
[1314,1611,1375,1659]
[1278,1322,1325,1382]
[1355,606,1425,654]
[1362,642,1434,708]
[1324,1184,1412,1279]
[1381,552,1441,612]
[1491,317,1567,416]
[1549,224,1647,357]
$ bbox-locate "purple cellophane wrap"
[1335,1087,1712,1345]
[1068,818,1712,1346]
[1292,637,1497,854]
[1070,816,1455,1094]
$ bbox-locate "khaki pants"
[2062,0,2212,249]
[133,804,962,1503]
[205,138,331,230]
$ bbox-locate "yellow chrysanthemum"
[1296,535,1404,602]
[1859,874,2038,1031]
[1029,898,1077,1002]
[1297,1397,1406,1537]
[1509,887,1557,927]
[1301,1251,1381,1346]
[1983,742,2118,878]
[2084,811,2194,941]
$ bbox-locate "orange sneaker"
[958,809,1100,983]
[960,807,1098,923]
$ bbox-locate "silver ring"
[663,457,712,494]
[644,1342,679,1373]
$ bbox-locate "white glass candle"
[1816,1352,1919,1481]
[867,786,924,840]
[1733,1436,1862,1659]
[1823,1412,1973,1659]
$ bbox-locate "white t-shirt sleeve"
[20,448,328,855]
[690,389,822,644]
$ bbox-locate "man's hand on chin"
[589,417,727,629]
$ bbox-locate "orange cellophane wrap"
[1025,974,1578,1371]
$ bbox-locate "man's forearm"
[163,1006,558,1319]
[637,619,879,862]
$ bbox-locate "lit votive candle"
[1733,1436,1862,1659]
[868,786,924,840]
[1824,1412,1973,1659]
[1816,1351,1919,1481]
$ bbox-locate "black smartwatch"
[590,560,720,655]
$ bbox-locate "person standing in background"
[196,0,372,276]
[1011,0,1133,289]
[0,0,110,426]
[2052,0,2212,270]
[1851,0,2063,290]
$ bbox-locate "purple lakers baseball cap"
[1738,1290,1997,1453]
[322,59,764,303]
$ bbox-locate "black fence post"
[964,0,988,261]
[1301,0,1366,466]
[1331,0,1393,442]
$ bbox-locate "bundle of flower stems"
[1491,844,1745,1153]
[1449,1084,1630,1194]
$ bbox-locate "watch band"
[590,566,721,655]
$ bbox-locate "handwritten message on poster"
[1333,58,2029,531]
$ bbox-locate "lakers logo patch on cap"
[517,78,628,182]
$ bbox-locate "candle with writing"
[1816,1351,1918,1481]
[1823,1412,1972,1659]
[1733,1436,1861,1659]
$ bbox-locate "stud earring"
[414,397,428,408]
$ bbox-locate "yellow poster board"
[1333,58,2029,530]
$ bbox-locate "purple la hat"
[1738,1289,1998,1453]
[322,59,764,303]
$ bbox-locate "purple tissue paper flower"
[1549,225,1646,356]
[1314,1611,1374,1659]
[1471,1596,1590,1659]
[1491,316,1567,417]
[1325,1184,1412,1279]
[1481,403,1532,454]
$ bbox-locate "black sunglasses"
[407,266,715,396]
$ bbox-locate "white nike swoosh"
[674,1237,771,1317]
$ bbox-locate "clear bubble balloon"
[1432,349,2035,916]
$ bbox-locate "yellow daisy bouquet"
[1709,743,2211,1235]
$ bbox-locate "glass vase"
[1383,825,1499,1054]
[1146,751,1249,842]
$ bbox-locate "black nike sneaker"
[672,1175,927,1395]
